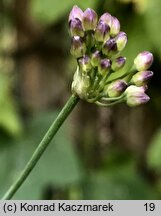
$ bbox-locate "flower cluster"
[69,5,153,107]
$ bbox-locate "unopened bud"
[125,85,145,95]
[102,39,117,56]
[91,50,101,67]
[72,68,91,100]
[99,12,112,27]
[125,85,150,107]
[116,32,127,52]
[134,51,153,71]
[110,16,120,37]
[112,56,126,71]
[78,55,92,73]
[131,71,153,86]
[106,80,127,97]
[95,21,110,42]
[69,19,84,37]
[127,93,150,107]
[69,5,83,22]
[70,36,86,58]
[98,58,111,75]
[82,8,98,31]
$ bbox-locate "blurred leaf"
[123,14,152,64]
[83,161,159,199]
[0,73,22,136]
[0,111,83,199]
[0,141,21,197]
[147,128,161,171]
[144,0,161,55]
[31,0,99,24]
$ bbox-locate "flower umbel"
[69,5,154,107]
[1,5,155,201]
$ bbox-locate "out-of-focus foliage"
[0,73,22,136]
[0,0,161,200]
[144,0,161,55]
[0,111,83,199]
[84,163,158,199]
[0,29,22,136]
[148,128,161,172]
[31,0,99,24]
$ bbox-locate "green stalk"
[2,94,79,200]
[105,65,137,85]
[95,98,125,107]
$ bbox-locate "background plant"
[0,0,161,199]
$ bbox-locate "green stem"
[105,65,137,85]
[100,94,125,102]
[95,98,125,107]
[2,94,79,200]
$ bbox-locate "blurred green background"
[0,0,161,199]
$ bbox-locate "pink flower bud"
[131,71,153,86]
[134,51,153,71]
[69,19,84,37]
[106,80,127,97]
[70,36,86,58]
[98,58,111,75]
[110,16,120,36]
[112,56,126,71]
[125,85,150,107]
[82,8,98,31]
[99,12,112,27]
[102,39,117,56]
[78,55,92,72]
[68,5,83,22]
[91,50,101,67]
[115,32,127,52]
[95,21,110,42]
